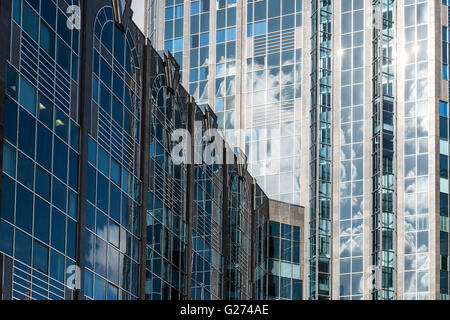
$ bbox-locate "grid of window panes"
[0,0,80,300]
[146,74,188,300]
[267,221,302,300]
[85,6,142,300]
[253,201,268,300]
[225,171,252,299]
[338,0,365,300]
[164,0,185,73]
[371,0,396,300]
[439,101,450,300]
[245,0,303,205]
[309,0,332,300]
[214,0,237,140]
[403,0,430,300]
[189,0,211,108]
[192,163,224,300]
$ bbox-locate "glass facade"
[152,0,304,206]
[371,0,395,300]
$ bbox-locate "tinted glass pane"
[57,38,71,74]
[52,178,67,212]
[0,175,15,223]
[20,77,36,115]
[51,208,66,253]
[33,241,49,273]
[41,0,56,28]
[53,138,68,182]
[0,221,13,256]
[4,98,18,144]
[23,3,38,41]
[6,64,19,100]
[17,152,34,189]
[36,124,53,171]
[36,166,51,200]
[40,22,55,56]
[16,184,33,234]
[3,143,16,177]
[55,108,69,141]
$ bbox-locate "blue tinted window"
[112,97,123,125]
[18,108,36,158]
[57,9,71,45]
[191,1,200,15]
[41,0,56,28]
[40,22,55,56]
[4,98,18,144]
[97,173,109,213]
[165,7,173,20]
[3,143,16,177]
[51,208,66,253]
[98,146,110,176]
[254,21,266,36]
[270,221,280,237]
[12,0,21,24]
[440,101,448,117]
[86,203,95,231]
[50,249,64,282]
[55,108,68,142]
[52,178,67,212]
[38,94,53,129]
[110,184,121,223]
[100,83,111,113]
[1,175,15,223]
[87,165,96,204]
[6,64,19,100]
[17,152,34,189]
[111,159,121,186]
[57,38,71,74]
[113,26,125,65]
[174,5,184,18]
[36,166,51,200]
[84,269,93,298]
[53,138,68,182]
[68,190,78,220]
[22,3,38,41]
[36,124,52,171]
[88,137,97,166]
[0,221,13,256]
[66,219,77,259]
[70,121,80,151]
[94,274,106,300]
[69,150,79,190]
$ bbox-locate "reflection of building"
[0,0,304,300]
[147,0,304,206]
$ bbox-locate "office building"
[147,0,450,300]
